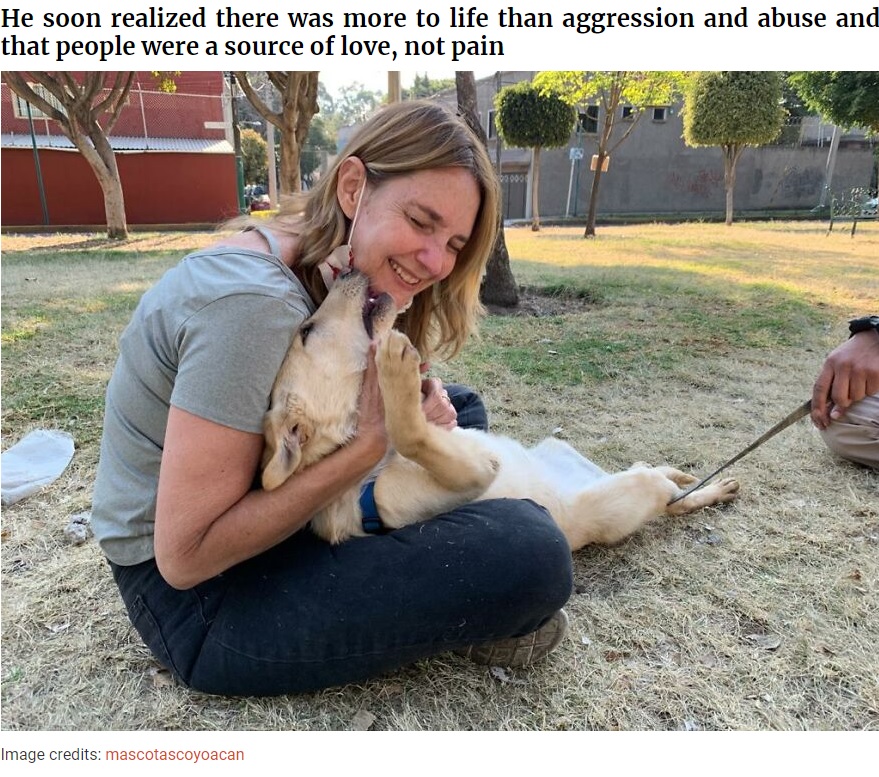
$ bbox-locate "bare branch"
[4,73,67,124]
[95,72,135,132]
[234,71,282,129]
[266,71,290,94]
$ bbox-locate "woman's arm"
[154,350,387,589]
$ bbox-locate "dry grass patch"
[2,223,877,731]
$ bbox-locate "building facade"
[454,72,874,221]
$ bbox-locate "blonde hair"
[264,100,500,361]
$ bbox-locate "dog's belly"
[458,431,609,507]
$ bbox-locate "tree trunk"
[455,71,519,307]
[4,72,133,239]
[481,233,519,307]
[235,72,319,196]
[279,73,319,195]
[531,146,541,231]
[722,144,742,226]
[279,130,302,195]
[85,124,128,238]
[584,161,604,238]
[584,95,617,238]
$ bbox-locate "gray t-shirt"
[91,236,316,565]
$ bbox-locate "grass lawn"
[1,221,877,732]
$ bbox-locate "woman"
[92,101,573,696]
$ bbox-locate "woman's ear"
[336,156,367,219]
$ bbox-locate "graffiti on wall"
[668,169,725,198]
[778,166,824,198]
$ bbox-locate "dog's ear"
[261,402,310,491]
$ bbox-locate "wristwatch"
[848,315,879,336]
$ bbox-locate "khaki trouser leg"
[820,393,879,468]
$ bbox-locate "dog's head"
[261,269,397,490]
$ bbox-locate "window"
[487,109,497,139]
[11,83,63,120]
[621,105,635,121]
[578,105,599,134]
[652,107,668,122]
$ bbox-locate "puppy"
[262,270,739,547]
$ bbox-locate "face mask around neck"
[318,182,366,291]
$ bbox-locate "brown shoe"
[456,609,569,667]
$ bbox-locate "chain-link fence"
[3,77,232,152]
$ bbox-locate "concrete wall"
[538,118,873,218]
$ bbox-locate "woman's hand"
[354,343,390,457]
[420,376,458,430]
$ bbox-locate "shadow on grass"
[2,232,216,256]
[0,244,853,433]
[469,260,831,389]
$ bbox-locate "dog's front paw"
[377,331,427,449]
[377,331,422,400]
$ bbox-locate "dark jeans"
[109,385,573,696]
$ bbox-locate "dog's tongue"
[363,295,377,339]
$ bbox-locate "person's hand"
[354,343,389,460]
[811,329,879,429]
[420,376,458,430]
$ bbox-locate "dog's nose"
[339,267,367,287]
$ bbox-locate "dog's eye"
[299,323,314,344]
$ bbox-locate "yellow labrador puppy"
[262,270,739,546]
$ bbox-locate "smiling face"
[339,162,482,310]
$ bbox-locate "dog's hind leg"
[650,465,698,488]
[629,465,739,517]
[556,467,678,550]
[665,477,739,516]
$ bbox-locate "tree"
[234,72,320,195]
[494,82,576,231]
[788,71,879,193]
[333,82,383,126]
[300,116,335,188]
[240,128,267,186]
[535,71,689,237]
[787,71,879,133]
[316,81,335,114]
[455,71,518,307]
[404,74,456,100]
[5,72,136,239]
[683,71,785,226]
[150,70,181,93]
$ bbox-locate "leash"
[667,399,812,505]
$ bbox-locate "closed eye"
[448,240,465,255]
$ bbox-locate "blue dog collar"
[359,480,384,534]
